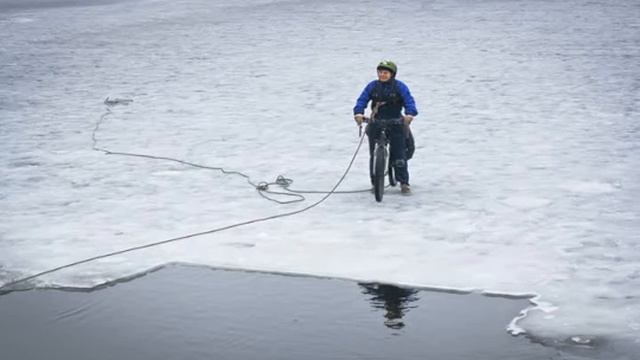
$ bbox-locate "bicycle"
[362,116,401,202]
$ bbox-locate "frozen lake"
[1,0,638,353]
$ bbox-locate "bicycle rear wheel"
[388,161,396,187]
[373,145,386,202]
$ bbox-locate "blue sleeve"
[397,81,418,116]
[353,81,376,115]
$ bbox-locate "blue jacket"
[353,79,418,119]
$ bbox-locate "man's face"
[377,69,392,82]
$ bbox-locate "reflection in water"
[360,283,419,330]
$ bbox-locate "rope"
[93,106,371,204]
[93,108,306,204]
[0,98,368,293]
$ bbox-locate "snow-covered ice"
[1,0,639,349]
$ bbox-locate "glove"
[403,115,414,125]
[354,114,365,126]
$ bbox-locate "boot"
[401,184,411,194]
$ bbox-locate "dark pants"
[366,121,410,185]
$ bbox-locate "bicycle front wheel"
[373,145,386,202]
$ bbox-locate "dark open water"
[0,264,624,360]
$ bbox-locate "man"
[353,60,418,194]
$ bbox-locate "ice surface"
[1,0,639,348]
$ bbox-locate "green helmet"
[377,60,397,75]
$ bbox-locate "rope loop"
[275,175,293,187]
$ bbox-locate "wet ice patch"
[559,181,620,194]
[500,196,552,210]
[222,242,256,248]
[9,17,36,24]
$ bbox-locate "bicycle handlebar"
[362,117,405,125]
